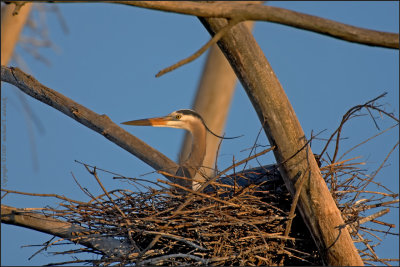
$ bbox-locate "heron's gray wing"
[205,164,282,194]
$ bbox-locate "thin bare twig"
[353,142,399,202]
[156,18,242,77]
[1,189,86,205]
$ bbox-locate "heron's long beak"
[121,116,170,127]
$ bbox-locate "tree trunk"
[199,17,363,266]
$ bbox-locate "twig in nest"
[338,124,398,162]
[352,141,399,202]
[159,179,242,209]
[346,208,390,232]
[83,164,126,218]
[320,92,398,163]
[320,156,363,171]
[1,189,86,205]
[139,253,209,265]
[142,231,207,251]
[279,143,312,265]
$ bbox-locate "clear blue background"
[2,2,398,265]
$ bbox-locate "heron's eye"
[175,114,182,120]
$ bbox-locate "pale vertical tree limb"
[1,2,33,65]
[179,21,255,187]
[199,17,364,266]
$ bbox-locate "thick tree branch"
[1,65,179,180]
[24,1,397,48]
[1,204,132,257]
[199,17,364,265]
[123,1,398,49]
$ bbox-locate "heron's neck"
[183,122,206,173]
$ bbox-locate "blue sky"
[1,1,399,265]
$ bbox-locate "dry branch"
[199,17,364,265]
[1,204,132,258]
[0,65,180,181]
[17,1,397,49]
[123,1,399,49]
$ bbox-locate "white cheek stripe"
[162,115,200,132]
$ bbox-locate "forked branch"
[123,1,399,49]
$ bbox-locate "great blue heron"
[121,109,279,191]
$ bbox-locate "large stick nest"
[2,94,398,266]
[25,150,397,266]
[55,167,321,266]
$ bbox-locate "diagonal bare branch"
[1,204,132,257]
[1,65,179,180]
[199,16,364,266]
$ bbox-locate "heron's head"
[122,109,241,139]
[121,109,203,132]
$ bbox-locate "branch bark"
[199,17,364,266]
[1,65,179,180]
[1,204,132,257]
[123,1,399,49]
